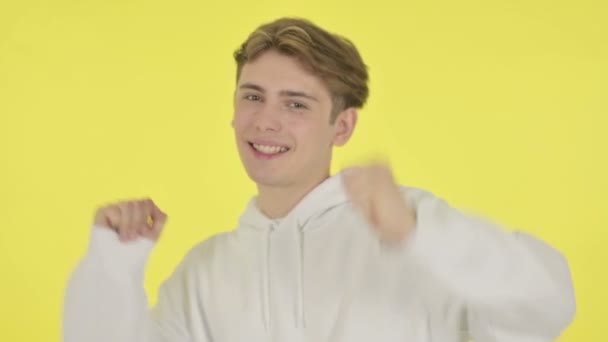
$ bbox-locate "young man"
[63,18,575,342]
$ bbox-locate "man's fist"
[94,198,167,242]
[342,163,417,243]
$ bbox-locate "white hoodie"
[63,174,575,342]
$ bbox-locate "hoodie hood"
[236,172,351,332]
[238,172,351,232]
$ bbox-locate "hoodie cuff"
[87,225,156,280]
[402,210,441,263]
[397,195,463,274]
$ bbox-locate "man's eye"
[245,94,261,101]
[289,102,307,109]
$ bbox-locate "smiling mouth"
[248,142,290,154]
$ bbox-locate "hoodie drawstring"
[295,223,305,328]
[262,228,272,332]
[261,220,309,332]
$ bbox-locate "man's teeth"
[252,143,288,154]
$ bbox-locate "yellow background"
[0,0,606,340]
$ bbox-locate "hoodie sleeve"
[401,188,576,341]
[63,226,207,342]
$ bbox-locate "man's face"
[232,50,351,189]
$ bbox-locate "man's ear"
[332,107,358,147]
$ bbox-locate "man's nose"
[254,103,282,132]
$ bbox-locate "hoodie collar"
[238,171,350,232]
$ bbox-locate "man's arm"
[63,199,208,342]
[403,188,575,340]
[63,226,157,342]
[342,165,576,340]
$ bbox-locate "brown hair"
[233,17,369,123]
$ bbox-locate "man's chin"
[251,177,288,188]
[246,171,290,188]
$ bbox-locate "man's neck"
[256,172,330,219]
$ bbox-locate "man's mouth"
[248,142,290,155]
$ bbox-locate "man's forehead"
[239,52,323,87]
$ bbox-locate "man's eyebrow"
[238,83,319,102]
[239,83,265,92]
[279,90,319,102]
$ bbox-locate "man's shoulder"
[179,228,248,266]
